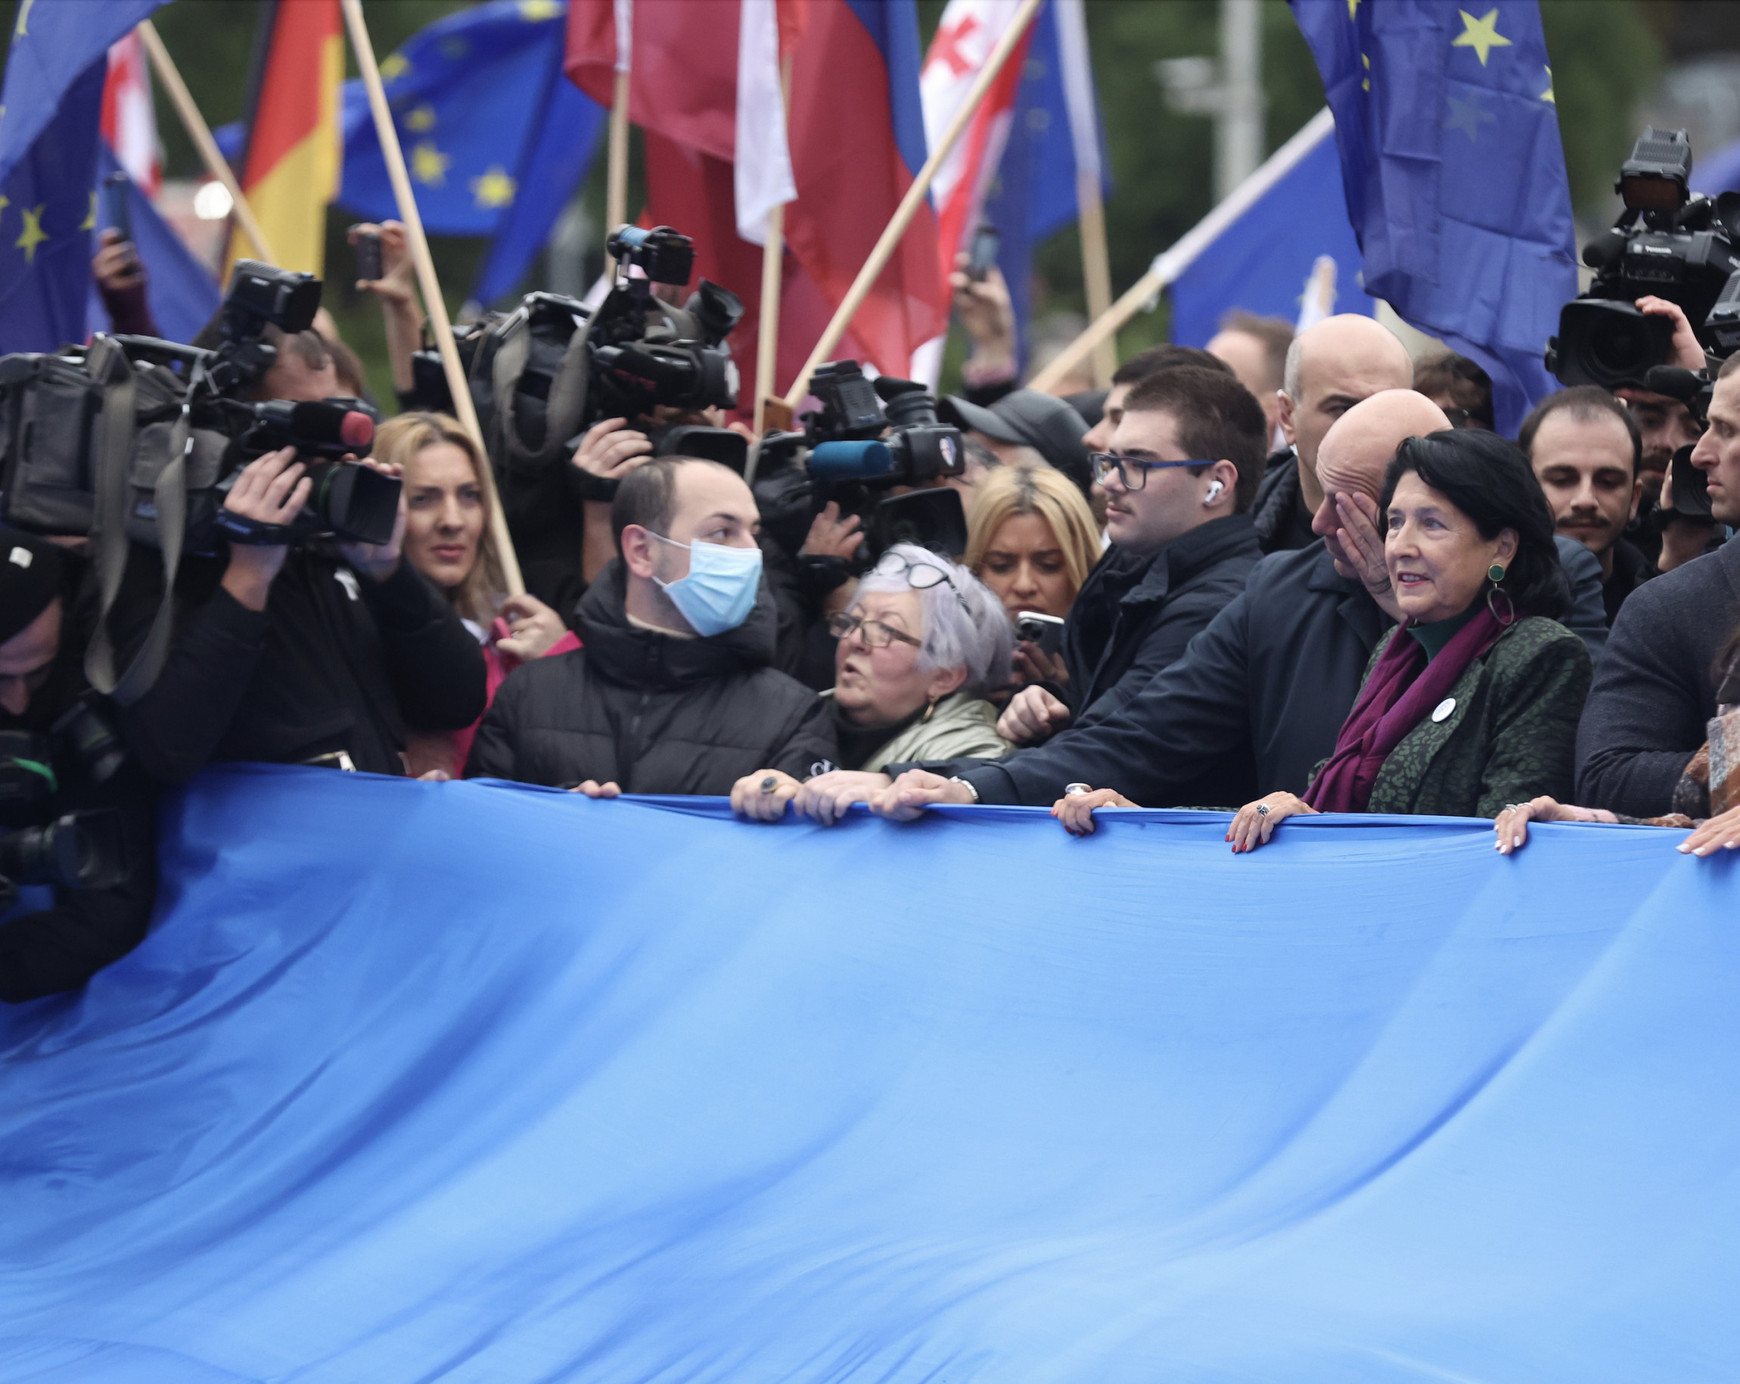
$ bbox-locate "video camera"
[751,361,969,569]
[0,723,128,914]
[408,225,748,476]
[0,258,398,550]
[1547,128,1740,390]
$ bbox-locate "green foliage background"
[0,0,1668,395]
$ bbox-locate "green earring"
[1488,563,1507,583]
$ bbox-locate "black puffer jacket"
[1060,514,1262,725]
[465,561,836,794]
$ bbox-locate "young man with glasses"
[992,366,1265,747]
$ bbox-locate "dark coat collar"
[577,559,778,691]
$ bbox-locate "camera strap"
[83,335,188,705]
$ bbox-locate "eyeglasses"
[828,612,922,650]
[870,549,971,612]
[1089,452,1212,492]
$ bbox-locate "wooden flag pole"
[1076,171,1117,387]
[341,0,525,596]
[604,69,631,272]
[137,20,277,265]
[752,54,796,438]
[782,0,1043,408]
[1032,108,1341,395]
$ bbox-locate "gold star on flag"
[1346,0,1359,17]
[471,167,517,209]
[1362,52,1371,92]
[1452,8,1512,66]
[16,203,49,265]
[80,191,96,231]
[379,53,410,83]
[404,104,437,133]
[14,0,34,38]
[519,0,562,19]
[439,37,470,60]
[0,195,9,221]
[1540,65,1555,103]
[411,142,451,188]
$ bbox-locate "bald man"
[1250,314,1414,554]
[871,390,1606,813]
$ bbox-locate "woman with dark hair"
[1208,428,1593,849]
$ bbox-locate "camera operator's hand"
[1635,296,1707,371]
[220,448,310,611]
[337,458,406,582]
[949,252,1017,378]
[494,592,568,661]
[998,684,1071,746]
[573,417,653,481]
[799,501,863,560]
[92,228,143,293]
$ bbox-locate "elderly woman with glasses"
[731,544,1013,822]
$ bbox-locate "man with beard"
[1521,387,1650,624]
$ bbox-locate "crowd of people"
[4,225,1740,1006]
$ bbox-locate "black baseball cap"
[941,389,1092,495]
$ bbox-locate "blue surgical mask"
[649,533,763,637]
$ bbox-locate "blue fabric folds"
[1,765,1736,1381]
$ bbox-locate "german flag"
[229,0,344,276]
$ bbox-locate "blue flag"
[0,0,169,353]
[980,0,1112,368]
[1169,115,1378,348]
[1288,0,1577,434]
[337,0,605,305]
[0,767,1735,1379]
[87,148,222,347]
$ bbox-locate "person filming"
[1,533,157,1002]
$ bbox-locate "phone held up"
[1015,610,1065,658]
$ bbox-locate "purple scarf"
[1304,606,1508,814]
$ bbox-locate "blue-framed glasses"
[1089,452,1212,491]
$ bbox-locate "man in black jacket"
[1577,355,1740,816]
[112,445,487,782]
[995,366,1264,748]
[1,532,157,1001]
[467,457,834,795]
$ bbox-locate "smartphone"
[966,224,1000,282]
[1015,610,1066,658]
[350,226,383,283]
[103,171,134,249]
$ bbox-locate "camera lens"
[1590,316,1653,375]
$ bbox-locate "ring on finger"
[1256,803,1271,817]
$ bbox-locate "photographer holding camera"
[102,266,487,784]
[0,532,156,1002]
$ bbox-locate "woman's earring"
[1487,563,1507,583]
[923,697,938,723]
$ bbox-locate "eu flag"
[0,0,170,353]
[337,0,605,305]
[1288,0,1577,434]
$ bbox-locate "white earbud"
[1204,479,1225,505]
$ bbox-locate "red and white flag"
[101,30,160,197]
[919,0,1034,296]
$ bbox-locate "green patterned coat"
[1318,616,1593,818]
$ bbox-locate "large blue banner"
[1,766,1736,1380]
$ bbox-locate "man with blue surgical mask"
[466,457,835,796]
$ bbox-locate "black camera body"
[215,397,397,547]
[0,714,129,913]
[752,361,968,566]
[1547,128,1740,390]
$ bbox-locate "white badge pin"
[1431,697,1456,723]
[9,546,32,569]
[335,569,361,602]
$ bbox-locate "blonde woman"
[964,462,1101,687]
[372,413,579,777]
